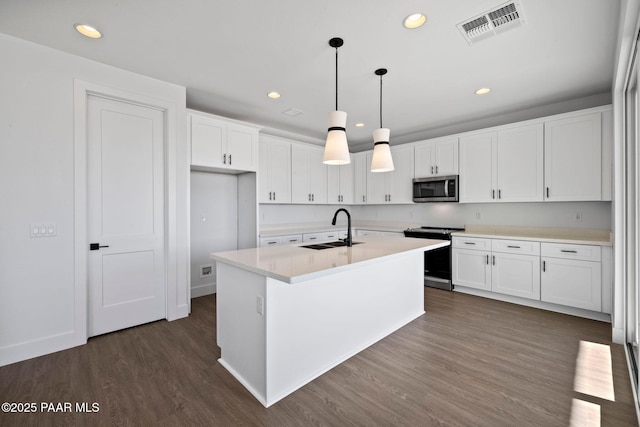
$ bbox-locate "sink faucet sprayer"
[331,208,352,247]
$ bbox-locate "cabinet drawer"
[280,234,302,245]
[492,239,540,255]
[541,243,601,262]
[452,236,491,250]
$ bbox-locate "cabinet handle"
[312,194,315,202]
[431,166,434,174]
[273,192,276,200]
[546,187,550,198]
[498,189,501,199]
[507,245,520,249]
[435,165,438,174]
[269,191,272,201]
[363,195,365,203]
[308,194,311,201]
[268,241,277,245]
[289,239,297,242]
[492,255,495,265]
[223,153,226,164]
[464,242,476,245]
[389,194,391,202]
[542,260,546,272]
[492,189,495,199]
[229,154,232,165]
[560,249,578,253]
[486,254,489,265]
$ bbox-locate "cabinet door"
[226,124,257,171]
[366,151,388,204]
[544,112,602,201]
[308,146,327,204]
[434,138,459,176]
[452,248,491,290]
[388,145,415,203]
[339,162,354,204]
[291,144,311,203]
[541,257,602,311]
[328,163,353,204]
[260,137,291,204]
[459,132,495,203]
[190,114,225,167]
[353,152,368,204]
[414,143,434,177]
[495,124,544,202]
[491,252,541,300]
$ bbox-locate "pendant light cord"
[335,47,339,111]
[379,74,383,128]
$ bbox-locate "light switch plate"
[30,223,56,237]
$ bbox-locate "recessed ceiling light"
[403,13,427,29]
[475,87,491,95]
[355,123,365,127]
[74,23,102,39]
[267,91,281,99]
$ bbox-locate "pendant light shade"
[371,128,394,172]
[324,110,350,164]
[323,37,350,165]
[371,68,394,172]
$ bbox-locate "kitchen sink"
[300,241,363,250]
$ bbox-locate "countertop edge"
[212,238,449,284]
[450,231,612,246]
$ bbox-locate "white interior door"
[87,95,166,337]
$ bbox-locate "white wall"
[260,202,612,230]
[0,33,188,366]
[190,171,239,297]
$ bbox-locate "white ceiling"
[0,0,621,150]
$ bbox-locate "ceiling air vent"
[457,1,525,45]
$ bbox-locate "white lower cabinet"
[541,243,602,311]
[453,236,608,315]
[452,247,491,290]
[259,234,302,247]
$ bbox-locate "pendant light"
[323,37,351,165]
[370,68,394,172]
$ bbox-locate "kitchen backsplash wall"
[260,202,612,230]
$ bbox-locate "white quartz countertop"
[211,234,448,284]
[451,225,612,246]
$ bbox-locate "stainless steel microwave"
[412,175,459,202]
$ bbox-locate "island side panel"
[216,262,267,404]
[264,251,424,406]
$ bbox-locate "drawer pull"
[464,242,476,245]
[492,255,496,265]
[560,249,578,253]
[486,255,489,265]
[507,245,521,249]
[542,260,546,272]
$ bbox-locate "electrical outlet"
[256,296,264,315]
[575,212,583,222]
[200,264,214,278]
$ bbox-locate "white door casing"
[87,95,166,337]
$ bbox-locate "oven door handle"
[444,180,449,197]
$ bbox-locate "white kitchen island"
[210,234,448,407]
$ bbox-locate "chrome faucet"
[331,208,352,247]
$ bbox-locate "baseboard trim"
[191,283,216,298]
[0,330,83,367]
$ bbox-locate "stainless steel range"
[404,226,465,290]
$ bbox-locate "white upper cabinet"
[291,143,328,204]
[496,123,544,202]
[459,132,495,203]
[459,123,543,203]
[189,110,259,172]
[366,145,414,204]
[544,112,602,201]
[414,137,459,177]
[259,136,291,204]
[353,152,368,205]
[327,163,353,204]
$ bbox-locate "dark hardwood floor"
[0,287,637,426]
